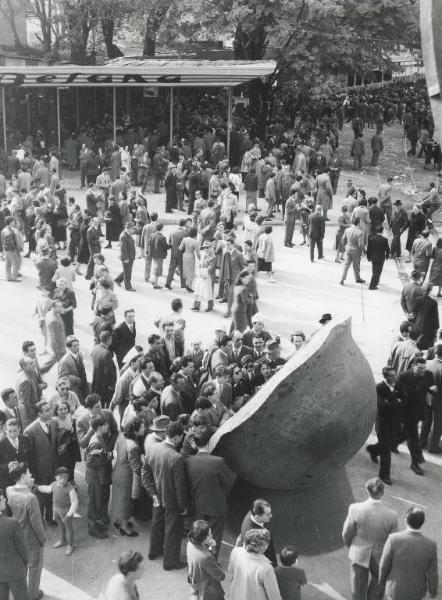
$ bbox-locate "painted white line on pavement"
[42,568,95,600]
[309,582,348,600]
[387,494,428,510]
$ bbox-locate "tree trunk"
[233,20,271,136]
[102,16,114,57]
[143,19,156,57]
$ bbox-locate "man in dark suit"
[414,284,440,351]
[238,498,278,567]
[231,331,253,367]
[146,334,170,382]
[161,321,184,373]
[58,336,89,403]
[114,221,136,291]
[160,374,185,422]
[379,507,438,600]
[308,205,326,262]
[165,219,187,289]
[396,358,437,476]
[15,357,40,431]
[85,217,102,279]
[367,224,390,290]
[23,400,59,524]
[0,490,29,600]
[185,429,236,557]
[90,331,117,408]
[111,310,136,368]
[179,356,197,414]
[22,340,47,401]
[0,418,31,492]
[218,234,244,317]
[0,388,25,432]
[84,414,113,538]
[366,367,401,484]
[142,422,188,570]
[76,393,118,452]
[149,222,170,289]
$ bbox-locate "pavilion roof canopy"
[0,59,277,88]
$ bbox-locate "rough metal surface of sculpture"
[211,317,376,554]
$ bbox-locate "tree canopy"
[0,0,420,129]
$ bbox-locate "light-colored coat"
[342,498,398,567]
[228,546,281,600]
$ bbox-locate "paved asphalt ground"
[0,122,441,599]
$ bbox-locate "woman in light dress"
[111,417,144,537]
[120,146,131,174]
[179,226,200,292]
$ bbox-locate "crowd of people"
[0,76,441,600]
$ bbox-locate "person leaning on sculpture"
[342,477,398,600]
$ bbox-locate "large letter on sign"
[0,73,25,86]
[87,75,113,83]
[122,74,147,83]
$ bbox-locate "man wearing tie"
[23,401,59,525]
[22,341,47,400]
[0,418,31,492]
[0,388,24,432]
[15,358,40,429]
[111,309,137,369]
[231,331,253,367]
[58,336,89,403]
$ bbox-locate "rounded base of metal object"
[225,468,353,555]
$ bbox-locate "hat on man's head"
[122,346,142,365]
[394,199,402,206]
[240,354,254,367]
[319,313,332,324]
[265,340,279,351]
[150,415,171,432]
[251,313,265,324]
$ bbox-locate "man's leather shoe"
[381,477,392,485]
[164,561,187,571]
[165,284,172,289]
[356,279,366,283]
[410,463,424,476]
[366,446,378,463]
[428,448,442,454]
[369,286,378,290]
[339,280,344,285]
[46,519,57,526]
[148,553,160,560]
